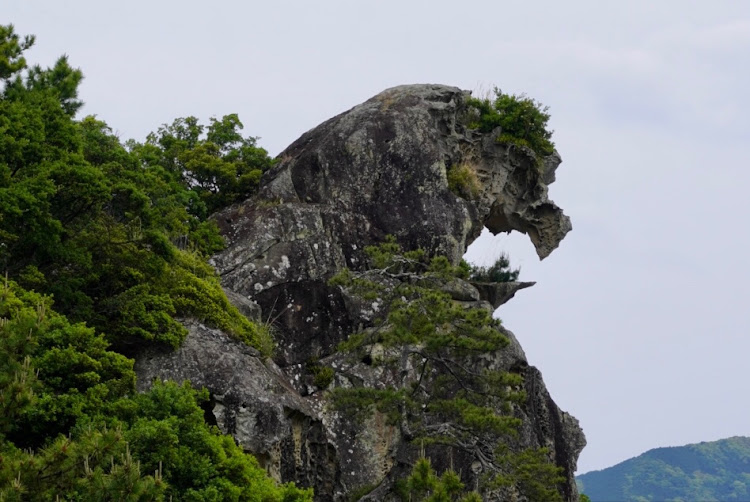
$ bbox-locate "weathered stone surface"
[222,286,262,320]
[517,366,587,501]
[134,321,340,497]
[137,84,584,501]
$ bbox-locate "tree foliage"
[0,25,273,354]
[111,381,312,501]
[0,24,34,81]
[0,277,135,448]
[0,24,308,500]
[394,457,482,502]
[141,113,276,217]
[0,272,310,500]
[467,254,520,283]
[465,88,554,157]
[328,238,563,499]
[492,445,566,502]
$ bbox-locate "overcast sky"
[7,0,750,475]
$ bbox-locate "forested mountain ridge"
[577,436,750,502]
[1,24,583,500]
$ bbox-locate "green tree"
[0,24,34,81]
[0,25,270,354]
[329,239,563,499]
[0,278,309,500]
[0,278,134,448]
[111,381,312,501]
[395,457,482,502]
[0,426,165,501]
[0,24,303,499]
[0,278,162,499]
[467,254,520,283]
[331,239,523,440]
[491,445,565,502]
[0,279,37,437]
[142,113,276,215]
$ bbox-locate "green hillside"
[577,437,750,502]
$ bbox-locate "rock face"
[134,321,339,492]
[135,84,584,500]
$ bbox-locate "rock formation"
[135,84,585,500]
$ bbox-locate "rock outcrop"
[135,84,584,500]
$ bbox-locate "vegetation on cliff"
[465,88,554,158]
[0,277,311,500]
[0,24,310,499]
[577,437,750,502]
[446,163,482,200]
[1,23,570,500]
[328,239,565,500]
[395,457,482,502]
[467,254,520,283]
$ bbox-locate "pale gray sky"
[7,0,750,475]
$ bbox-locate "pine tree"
[328,239,563,498]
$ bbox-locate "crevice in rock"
[201,393,219,428]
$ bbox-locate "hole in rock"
[201,394,219,427]
[463,228,538,274]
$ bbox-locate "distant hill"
[577,437,750,502]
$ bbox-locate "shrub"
[492,445,565,502]
[313,367,334,389]
[465,88,554,158]
[0,279,309,500]
[468,254,520,283]
[394,457,482,501]
[447,163,481,200]
[114,381,313,501]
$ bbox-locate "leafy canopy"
[140,113,276,217]
[0,24,273,354]
[0,24,307,500]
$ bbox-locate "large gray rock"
[137,84,584,501]
[211,84,571,366]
